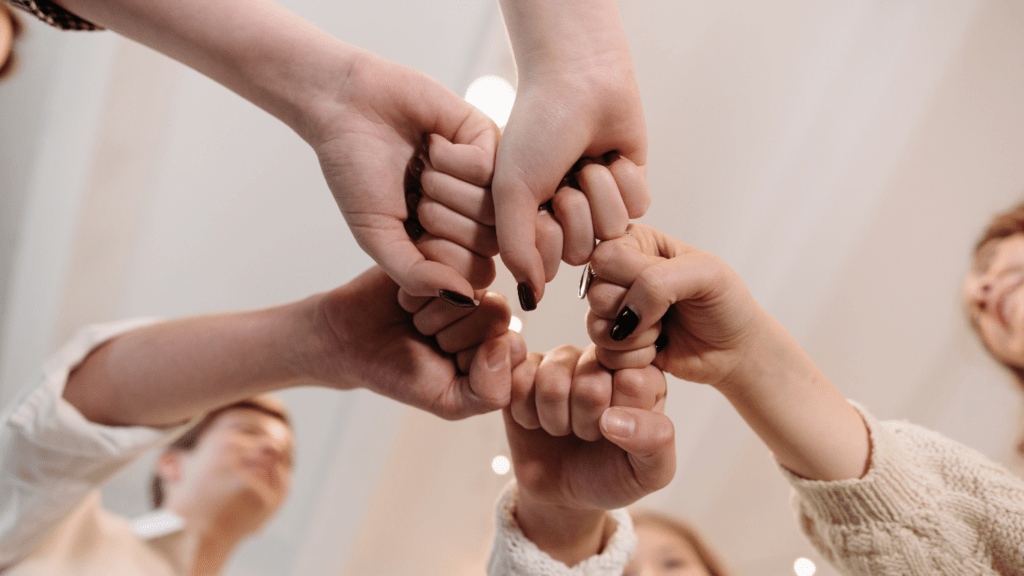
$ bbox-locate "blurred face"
[0,10,12,71]
[170,405,294,522]
[964,234,1024,370]
[623,522,712,576]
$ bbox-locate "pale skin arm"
[54,0,500,303]
[64,266,525,428]
[587,223,869,482]
[495,0,649,310]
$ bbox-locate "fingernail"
[578,265,594,299]
[609,306,640,341]
[406,191,421,212]
[421,133,432,157]
[602,408,635,439]
[517,282,537,311]
[439,290,478,308]
[487,341,509,370]
[655,330,669,353]
[404,218,425,241]
[538,200,553,214]
[409,156,424,179]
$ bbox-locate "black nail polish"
[609,307,640,341]
[517,282,537,311]
[655,330,669,353]
[409,156,425,179]
[439,290,477,308]
[404,218,425,241]
[539,200,554,214]
[578,265,594,299]
[406,191,421,211]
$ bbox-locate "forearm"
[514,490,610,567]
[718,315,870,481]
[54,0,359,143]
[499,0,632,77]
[62,293,349,427]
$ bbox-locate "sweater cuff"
[487,480,636,576]
[778,401,945,527]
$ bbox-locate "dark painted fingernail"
[655,330,669,353]
[610,307,640,341]
[421,133,432,157]
[578,265,594,299]
[539,200,554,214]
[406,191,421,211]
[439,290,477,308]
[404,218,425,241]
[409,156,424,179]
[517,282,537,311]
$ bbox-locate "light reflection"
[794,557,816,576]
[464,75,515,129]
[491,455,511,475]
[508,315,523,333]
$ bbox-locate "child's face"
[623,522,711,576]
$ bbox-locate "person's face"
[623,522,712,576]
[170,404,294,521]
[964,234,1024,370]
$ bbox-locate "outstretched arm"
[587,223,869,482]
[495,0,649,310]
[51,0,499,303]
[64,266,525,428]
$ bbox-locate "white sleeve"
[487,481,636,576]
[0,318,195,568]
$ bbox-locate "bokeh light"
[794,557,816,576]
[508,315,523,333]
[491,455,511,475]
[464,75,515,129]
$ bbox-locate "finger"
[510,351,543,429]
[434,292,511,354]
[611,365,666,411]
[586,278,629,319]
[413,289,486,336]
[569,346,613,441]
[536,209,564,282]
[578,163,629,240]
[588,233,649,287]
[398,288,432,313]
[417,235,496,290]
[420,163,496,226]
[442,336,512,420]
[534,345,584,436]
[418,197,499,257]
[600,406,676,492]
[606,153,650,219]
[595,346,657,372]
[363,225,478,303]
[456,328,526,374]
[588,310,661,351]
[551,186,596,266]
[426,133,495,188]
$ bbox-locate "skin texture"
[587,223,869,482]
[624,523,711,576]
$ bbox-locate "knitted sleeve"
[487,481,637,576]
[782,403,1024,575]
[2,0,101,30]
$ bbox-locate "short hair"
[630,510,736,576]
[971,201,1024,385]
[0,3,23,81]
[150,399,291,509]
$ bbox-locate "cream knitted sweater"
[488,403,1024,575]
[782,404,1024,575]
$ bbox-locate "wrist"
[515,489,610,567]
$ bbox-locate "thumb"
[492,176,547,312]
[462,337,513,415]
[372,227,477,302]
[600,407,676,492]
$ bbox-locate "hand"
[312,266,526,420]
[495,0,650,310]
[314,51,501,303]
[587,223,767,388]
[505,345,674,564]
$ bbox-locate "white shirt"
[0,319,197,574]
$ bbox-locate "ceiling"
[2,1,1024,575]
